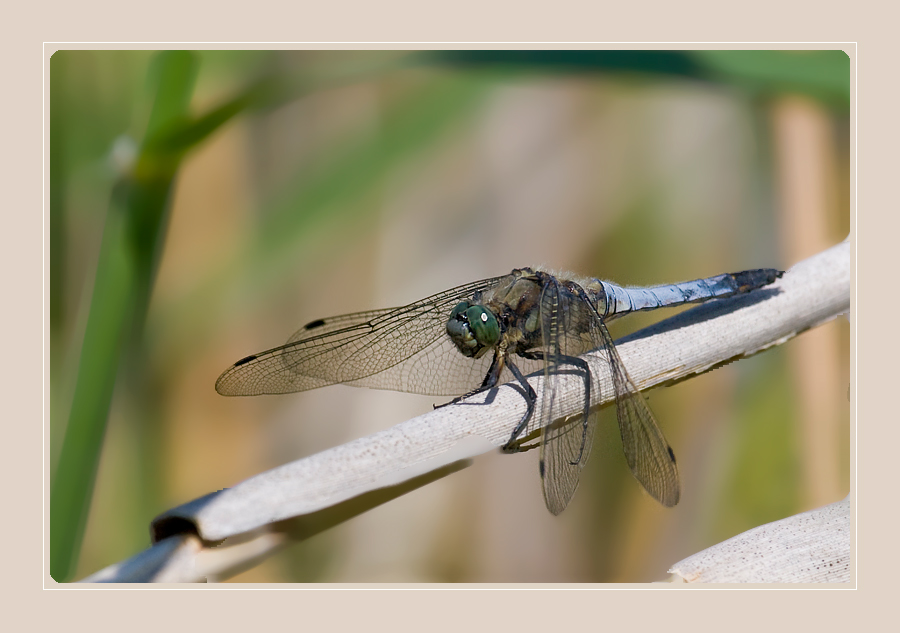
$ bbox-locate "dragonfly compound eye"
[446,302,499,358]
[466,306,500,348]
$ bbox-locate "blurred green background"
[49,49,850,582]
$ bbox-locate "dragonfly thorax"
[446,301,501,359]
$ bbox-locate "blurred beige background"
[50,50,850,582]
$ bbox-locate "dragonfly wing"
[594,316,680,507]
[215,277,506,397]
[536,278,598,515]
[539,410,600,516]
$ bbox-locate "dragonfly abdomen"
[597,268,783,318]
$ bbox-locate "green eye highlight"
[466,306,499,347]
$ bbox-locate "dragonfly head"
[447,301,500,359]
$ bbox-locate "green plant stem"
[50,51,199,581]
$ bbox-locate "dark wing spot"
[667,446,676,464]
[304,318,326,330]
[539,459,546,478]
[233,354,257,367]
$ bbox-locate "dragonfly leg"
[432,347,539,454]
[434,347,504,409]
[434,386,496,410]
[519,350,593,465]
[501,359,537,452]
[560,355,592,465]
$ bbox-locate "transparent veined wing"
[535,277,680,514]
[215,276,508,397]
[535,277,599,515]
[593,307,680,507]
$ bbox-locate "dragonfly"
[216,266,782,515]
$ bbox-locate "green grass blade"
[52,52,413,581]
[424,49,849,111]
[50,51,199,582]
[693,50,849,111]
[421,49,706,77]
